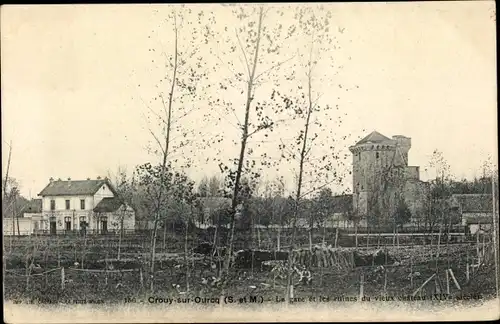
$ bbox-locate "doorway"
[101,217,108,234]
[50,222,56,235]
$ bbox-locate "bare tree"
[136,7,212,293]
[208,175,223,197]
[207,5,297,281]
[268,6,353,302]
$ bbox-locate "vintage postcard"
[2,2,499,322]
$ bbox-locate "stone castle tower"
[349,131,425,226]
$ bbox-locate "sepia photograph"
[1,2,498,322]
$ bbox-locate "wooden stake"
[449,269,461,290]
[412,273,436,297]
[359,272,364,301]
[476,229,481,266]
[410,256,414,289]
[334,227,339,248]
[61,267,65,290]
[446,269,450,294]
[384,269,387,295]
[435,276,441,294]
[482,234,486,262]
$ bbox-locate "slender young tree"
[427,149,452,269]
[268,5,354,302]
[135,7,212,293]
[206,5,297,282]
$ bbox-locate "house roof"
[38,179,115,197]
[21,199,42,214]
[452,194,493,213]
[356,131,393,145]
[93,197,125,213]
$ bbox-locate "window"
[50,200,55,211]
[80,199,86,210]
[79,216,87,231]
[65,200,70,210]
[376,152,379,159]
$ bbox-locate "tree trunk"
[309,227,312,251]
[15,196,20,236]
[277,226,281,251]
[286,42,316,302]
[322,223,326,246]
[163,218,168,251]
[149,13,178,293]
[211,224,218,265]
[354,222,358,248]
[223,7,265,279]
[184,219,190,292]
[118,216,123,261]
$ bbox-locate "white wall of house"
[42,195,95,231]
[42,196,94,212]
[40,185,114,231]
[106,206,136,232]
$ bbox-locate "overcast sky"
[1,2,497,198]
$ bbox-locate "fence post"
[445,269,450,294]
[61,267,65,290]
[359,271,364,301]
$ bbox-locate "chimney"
[87,177,91,180]
[67,177,71,181]
[97,176,101,180]
[49,177,54,183]
[57,178,62,181]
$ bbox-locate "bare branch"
[299,177,339,200]
[235,28,251,78]
[215,50,246,83]
[229,107,243,127]
[170,106,199,126]
[255,54,296,81]
[139,96,167,126]
[159,93,170,123]
[140,111,166,156]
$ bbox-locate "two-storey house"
[38,177,135,234]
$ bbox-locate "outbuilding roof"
[93,197,125,213]
[451,194,493,213]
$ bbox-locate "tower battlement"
[392,135,411,151]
